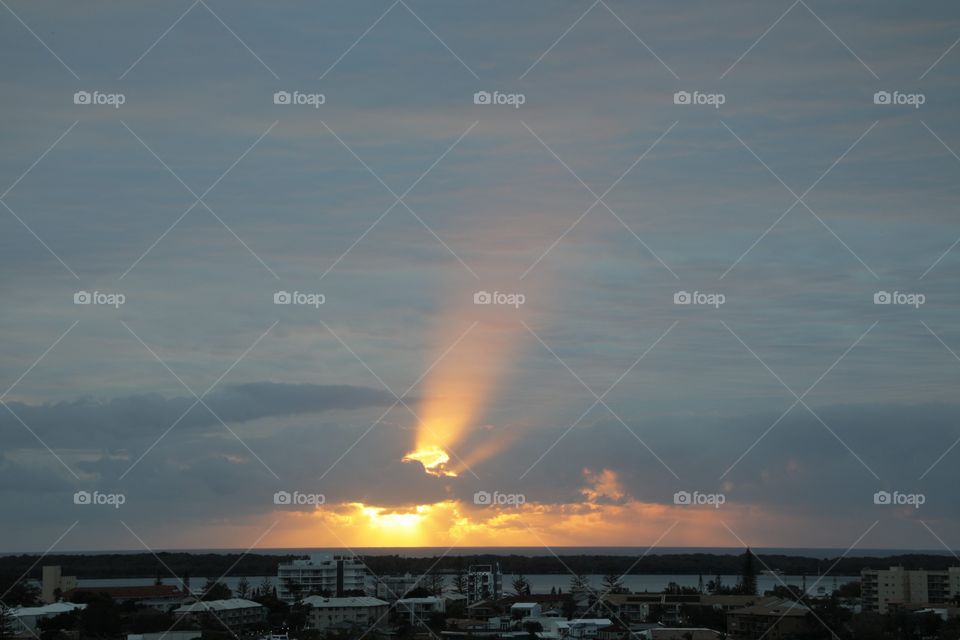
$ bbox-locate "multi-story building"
[301,595,389,632]
[726,598,811,640]
[277,555,371,602]
[466,564,502,603]
[861,566,960,614]
[173,598,267,631]
[40,566,78,603]
[375,573,423,601]
[396,596,446,626]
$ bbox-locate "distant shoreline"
[2,550,957,581]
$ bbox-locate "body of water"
[76,573,858,597]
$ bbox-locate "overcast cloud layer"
[2,0,960,553]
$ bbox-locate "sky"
[2,0,960,555]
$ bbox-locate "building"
[375,573,423,601]
[466,564,502,604]
[10,602,86,635]
[277,554,371,602]
[173,598,267,631]
[40,566,78,603]
[726,598,811,640]
[637,630,722,640]
[510,602,542,620]
[301,595,389,631]
[396,596,446,626]
[62,585,188,611]
[861,566,960,614]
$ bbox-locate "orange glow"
[259,469,802,549]
[404,300,522,476]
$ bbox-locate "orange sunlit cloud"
[263,469,808,549]
[403,296,525,477]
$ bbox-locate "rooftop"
[301,596,388,608]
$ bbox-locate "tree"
[512,574,531,597]
[258,576,274,598]
[452,563,467,595]
[236,576,250,599]
[200,579,232,601]
[78,593,121,639]
[569,574,590,597]
[282,578,303,603]
[0,604,18,640]
[601,572,624,595]
[739,548,757,596]
[425,573,445,596]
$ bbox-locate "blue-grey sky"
[2,0,960,553]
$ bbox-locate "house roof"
[13,602,86,617]
[174,598,264,613]
[63,585,184,600]
[302,596,388,608]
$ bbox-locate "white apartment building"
[861,566,960,613]
[173,598,267,630]
[396,596,446,626]
[375,573,424,601]
[40,566,78,603]
[277,555,371,602]
[466,564,502,603]
[301,595,389,631]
